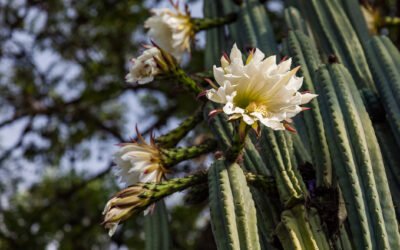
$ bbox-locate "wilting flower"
[206,44,317,131]
[125,46,162,84]
[144,2,193,60]
[361,5,380,34]
[102,186,148,236]
[114,134,166,185]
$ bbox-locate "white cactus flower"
[114,135,165,185]
[125,46,162,84]
[206,44,317,131]
[102,186,144,237]
[144,4,193,60]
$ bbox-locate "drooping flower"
[144,2,193,60]
[206,44,317,131]
[361,4,380,34]
[125,46,162,84]
[102,185,147,236]
[114,134,166,185]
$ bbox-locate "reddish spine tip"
[279,56,288,63]
[196,90,208,99]
[222,52,231,63]
[284,123,297,133]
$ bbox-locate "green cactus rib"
[374,123,400,219]
[336,63,400,249]
[337,0,371,46]
[286,30,332,188]
[284,7,316,45]
[284,7,309,35]
[307,207,331,250]
[208,160,241,250]
[315,65,372,250]
[367,36,400,146]
[295,0,375,91]
[316,64,400,249]
[244,0,278,55]
[233,2,257,49]
[145,200,171,250]
[204,0,228,68]
[155,108,203,148]
[160,139,217,167]
[331,64,391,250]
[259,128,306,208]
[335,225,354,250]
[276,205,326,250]
[209,160,261,250]
[291,133,312,166]
[205,103,283,249]
[219,0,278,55]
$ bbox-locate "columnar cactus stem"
[155,107,204,148]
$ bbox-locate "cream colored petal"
[140,170,158,183]
[230,43,242,62]
[107,222,119,237]
[213,66,226,85]
[276,58,292,74]
[300,93,318,104]
[242,114,255,125]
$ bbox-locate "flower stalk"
[102,171,208,236]
[173,67,203,95]
[192,13,238,32]
[155,107,204,148]
[160,139,217,167]
[225,120,250,162]
[103,170,276,236]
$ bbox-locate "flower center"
[245,102,269,116]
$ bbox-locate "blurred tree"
[0,0,205,249]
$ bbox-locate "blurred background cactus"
[1,0,400,249]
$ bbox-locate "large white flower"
[125,46,162,84]
[206,44,317,131]
[144,5,193,60]
[114,135,166,185]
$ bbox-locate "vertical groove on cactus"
[368,37,400,147]
[260,129,305,208]
[337,0,371,45]
[340,63,400,249]
[208,160,261,250]
[314,64,400,249]
[276,205,329,250]
[296,0,375,91]
[203,0,226,68]
[285,30,332,188]
[315,65,373,249]
[145,200,171,250]
[374,123,400,218]
[244,0,278,55]
[209,160,241,250]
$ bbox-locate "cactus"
[145,201,171,250]
[107,0,400,249]
[209,160,261,250]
